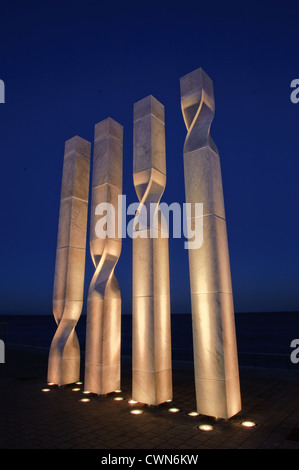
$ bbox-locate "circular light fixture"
[188,411,199,417]
[80,398,90,403]
[198,424,213,432]
[128,399,138,404]
[83,390,91,394]
[114,397,124,401]
[41,388,51,392]
[168,407,180,413]
[76,381,83,385]
[114,389,122,393]
[130,409,143,415]
[241,421,256,428]
[72,388,81,392]
[47,382,55,386]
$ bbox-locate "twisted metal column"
[132,95,172,405]
[48,136,91,385]
[84,118,123,395]
[180,67,241,418]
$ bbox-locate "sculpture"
[49,70,242,420]
[132,95,172,405]
[48,136,91,385]
[84,118,123,395]
[180,68,241,418]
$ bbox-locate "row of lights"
[115,390,142,414]
[74,382,92,403]
[41,384,256,430]
[79,384,91,402]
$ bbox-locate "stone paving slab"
[0,346,299,450]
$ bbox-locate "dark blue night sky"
[0,0,298,315]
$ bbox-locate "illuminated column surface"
[48,136,91,385]
[180,68,241,419]
[84,118,123,395]
[132,95,172,405]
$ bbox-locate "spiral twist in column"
[180,67,241,418]
[48,136,91,385]
[132,95,172,406]
[84,118,123,395]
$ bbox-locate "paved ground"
[0,345,299,450]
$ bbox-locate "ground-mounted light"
[76,381,83,385]
[41,388,51,392]
[166,399,172,402]
[198,424,213,432]
[72,388,81,392]
[83,390,91,395]
[241,421,256,428]
[114,389,122,393]
[188,411,199,417]
[128,399,138,404]
[114,397,124,401]
[47,382,55,386]
[168,407,180,413]
[130,409,143,415]
[79,398,90,403]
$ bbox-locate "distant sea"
[0,312,298,368]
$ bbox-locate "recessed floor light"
[241,421,256,428]
[83,390,90,394]
[80,398,90,403]
[198,424,213,431]
[72,388,81,392]
[128,399,138,404]
[166,399,172,402]
[47,383,55,386]
[168,407,180,413]
[41,388,50,392]
[188,411,199,417]
[130,409,143,415]
[114,389,122,393]
[76,381,83,385]
[114,397,124,401]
